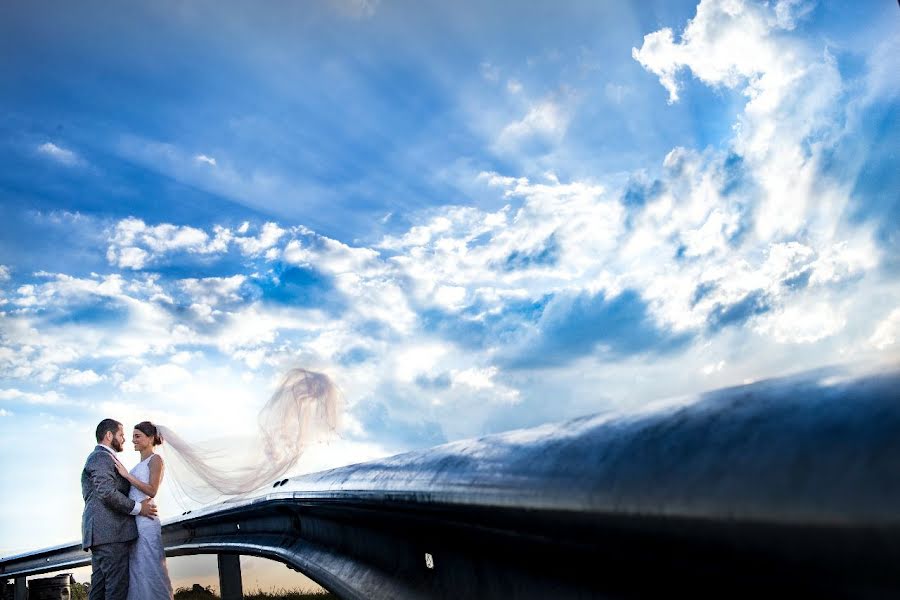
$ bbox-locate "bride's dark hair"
[134,421,164,446]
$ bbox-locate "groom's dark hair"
[95,418,122,443]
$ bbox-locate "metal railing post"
[13,578,26,600]
[217,554,243,600]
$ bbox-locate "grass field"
[174,585,335,600]
[70,583,335,600]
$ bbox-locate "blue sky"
[1,0,899,588]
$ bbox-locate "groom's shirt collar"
[96,444,121,462]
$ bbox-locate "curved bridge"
[3,365,900,599]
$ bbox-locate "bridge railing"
[3,365,900,599]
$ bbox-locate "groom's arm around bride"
[81,419,156,600]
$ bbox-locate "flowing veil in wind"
[156,368,341,507]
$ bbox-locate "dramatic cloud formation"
[1,1,897,578]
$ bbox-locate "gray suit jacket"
[81,445,138,550]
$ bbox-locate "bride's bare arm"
[115,456,165,498]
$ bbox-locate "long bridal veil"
[155,368,341,507]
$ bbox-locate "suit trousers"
[89,541,133,600]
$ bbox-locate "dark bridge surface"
[3,364,900,598]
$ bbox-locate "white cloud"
[632,0,804,104]
[179,275,246,307]
[280,230,413,334]
[37,142,83,166]
[107,217,230,269]
[392,344,447,384]
[345,276,417,335]
[112,218,209,253]
[433,285,467,311]
[284,229,381,275]
[773,0,814,30]
[6,272,144,309]
[112,246,150,270]
[450,366,519,404]
[0,273,189,384]
[0,408,11,417]
[0,265,333,401]
[59,369,104,386]
[189,302,215,323]
[497,100,569,150]
[380,176,621,317]
[755,300,847,344]
[870,308,900,351]
[0,388,65,405]
[120,363,192,393]
[233,222,285,257]
[451,366,497,390]
[231,347,268,370]
[194,154,217,166]
[105,218,292,268]
[169,350,202,365]
[809,238,879,286]
[264,247,280,261]
[701,360,726,375]
[633,0,847,243]
[208,304,321,356]
[0,265,10,282]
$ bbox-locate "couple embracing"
[78,368,341,600]
[81,418,173,600]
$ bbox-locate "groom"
[82,418,157,600]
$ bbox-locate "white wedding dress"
[127,455,174,600]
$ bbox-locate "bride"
[115,422,173,600]
[113,368,341,600]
